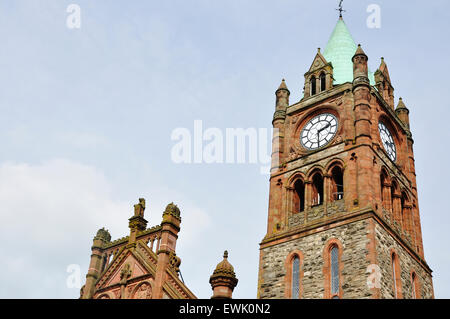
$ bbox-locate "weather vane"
[336,0,345,18]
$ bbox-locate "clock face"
[300,113,338,150]
[378,122,396,161]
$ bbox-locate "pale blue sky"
[0,0,449,299]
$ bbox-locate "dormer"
[303,48,334,98]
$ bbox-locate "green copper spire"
[323,18,375,85]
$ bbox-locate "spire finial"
[397,97,407,109]
[277,78,288,91]
[353,44,367,58]
[336,0,345,18]
[210,250,238,299]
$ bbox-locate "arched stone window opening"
[390,182,396,208]
[392,253,398,298]
[401,193,407,228]
[320,72,326,92]
[401,194,405,217]
[294,180,305,213]
[380,169,393,212]
[292,256,300,299]
[311,173,324,206]
[401,192,412,234]
[310,76,317,96]
[284,251,304,299]
[391,181,400,222]
[411,272,420,299]
[330,245,340,299]
[323,239,343,299]
[411,273,417,299]
[380,172,387,205]
[391,252,402,299]
[331,166,344,201]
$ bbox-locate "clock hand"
[317,123,331,144]
[318,123,331,133]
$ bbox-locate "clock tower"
[257,16,434,299]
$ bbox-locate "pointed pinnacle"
[397,97,408,110]
[354,44,367,56]
[278,78,288,90]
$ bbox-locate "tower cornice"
[288,83,352,115]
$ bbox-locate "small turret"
[352,44,369,87]
[209,251,238,299]
[274,79,289,120]
[396,98,410,130]
[351,44,373,208]
[95,228,111,242]
[153,203,182,298]
[81,227,111,299]
[352,44,372,145]
[277,78,288,91]
[270,79,289,175]
[162,202,182,223]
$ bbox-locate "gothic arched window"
[380,171,387,204]
[391,252,402,299]
[312,173,324,206]
[320,72,326,92]
[391,181,400,219]
[310,76,317,96]
[401,192,412,234]
[331,166,344,201]
[392,253,397,298]
[411,272,417,299]
[331,245,340,298]
[391,182,396,208]
[292,256,300,299]
[294,180,305,213]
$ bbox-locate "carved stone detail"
[120,263,132,285]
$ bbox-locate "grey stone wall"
[259,218,434,299]
[259,219,372,299]
[375,224,434,299]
